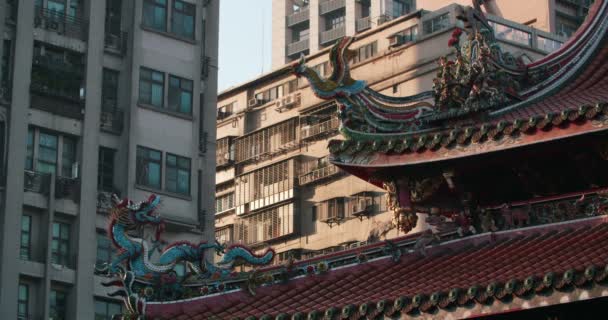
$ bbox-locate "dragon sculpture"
[98,194,275,317]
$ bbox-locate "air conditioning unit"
[248,98,260,108]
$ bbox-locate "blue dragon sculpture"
[98,194,275,317]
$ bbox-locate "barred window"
[216,137,235,166]
[136,146,162,189]
[234,118,298,163]
[165,153,190,195]
[215,227,233,245]
[216,192,235,213]
[235,159,296,214]
[234,203,295,245]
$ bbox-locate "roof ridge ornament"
[293,1,528,140]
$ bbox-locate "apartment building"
[272,0,593,67]
[216,3,566,266]
[0,0,219,319]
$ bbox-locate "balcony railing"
[286,8,310,26]
[30,84,85,119]
[320,26,346,45]
[299,164,341,185]
[301,117,340,141]
[286,39,310,57]
[104,31,128,54]
[24,170,51,194]
[100,108,124,134]
[34,6,88,41]
[55,176,80,202]
[356,16,371,32]
[319,0,346,15]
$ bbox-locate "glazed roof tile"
[147,217,608,319]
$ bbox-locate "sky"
[218,0,273,93]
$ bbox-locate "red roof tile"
[147,217,608,319]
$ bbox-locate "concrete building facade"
[272,0,593,68]
[217,3,566,266]
[0,0,219,319]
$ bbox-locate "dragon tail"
[220,245,275,266]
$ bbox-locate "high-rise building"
[216,3,566,266]
[272,0,593,68]
[0,0,219,319]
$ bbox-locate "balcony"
[320,26,346,45]
[55,176,80,202]
[356,16,371,32]
[286,8,310,26]
[30,55,85,119]
[301,117,340,141]
[100,107,124,134]
[6,0,17,23]
[24,170,51,194]
[287,39,310,57]
[299,164,341,185]
[319,0,346,15]
[34,6,88,41]
[104,31,128,55]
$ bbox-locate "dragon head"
[111,194,163,230]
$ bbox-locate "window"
[38,132,58,174]
[18,283,28,320]
[105,0,123,36]
[234,203,295,245]
[392,0,413,18]
[68,0,81,17]
[102,69,119,111]
[1,39,11,96]
[326,11,345,30]
[292,26,310,42]
[98,147,115,192]
[217,102,235,120]
[311,205,317,234]
[139,67,165,108]
[20,216,31,260]
[168,75,193,114]
[489,21,532,46]
[165,153,191,195]
[26,128,34,170]
[392,25,418,45]
[352,41,377,64]
[143,0,167,31]
[423,13,450,34]
[234,118,298,163]
[96,231,113,267]
[216,192,235,213]
[318,197,346,221]
[51,222,70,266]
[95,299,122,320]
[172,0,195,39]
[136,146,162,189]
[50,289,67,320]
[253,80,298,106]
[215,227,232,245]
[61,136,76,178]
[556,15,579,38]
[48,0,67,15]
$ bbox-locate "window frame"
[50,289,68,320]
[51,221,70,266]
[138,67,165,108]
[165,153,191,195]
[18,283,29,319]
[20,215,32,261]
[171,0,196,39]
[136,146,163,190]
[168,74,193,114]
[142,0,168,32]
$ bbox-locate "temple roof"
[319,0,608,170]
[147,216,608,319]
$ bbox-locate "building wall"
[217,4,561,265]
[0,0,219,319]
[272,0,587,68]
